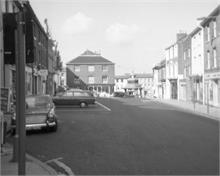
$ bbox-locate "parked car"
[52,89,96,108]
[113,92,125,97]
[11,95,58,133]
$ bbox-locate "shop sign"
[205,72,220,80]
[38,69,48,76]
[0,88,10,113]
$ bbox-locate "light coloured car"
[11,95,58,133]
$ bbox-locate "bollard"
[3,121,7,144]
[11,134,18,162]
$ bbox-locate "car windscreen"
[26,96,51,109]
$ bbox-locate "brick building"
[2,0,61,96]
[66,50,115,94]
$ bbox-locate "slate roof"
[67,50,114,65]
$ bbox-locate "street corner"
[45,157,74,176]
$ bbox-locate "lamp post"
[14,0,26,175]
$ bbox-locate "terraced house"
[66,50,115,94]
[201,5,220,107]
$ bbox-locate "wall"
[68,64,115,85]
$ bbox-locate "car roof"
[26,95,52,99]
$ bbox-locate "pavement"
[147,97,220,121]
[1,143,58,175]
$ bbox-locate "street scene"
[1,0,220,175]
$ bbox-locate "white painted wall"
[191,28,204,76]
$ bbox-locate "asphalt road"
[25,97,219,175]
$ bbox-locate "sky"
[29,0,219,75]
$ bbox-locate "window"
[102,65,108,72]
[88,76,95,84]
[102,76,108,84]
[207,51,210,69]
[213,20,217,38]
[73,91,89,97]
[88,65,95,72]
[213,48,217,68]
[64,92,73,96]
[74,65,80,72]
[207,25,210,41]
[188,49,191,57]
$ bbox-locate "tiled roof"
[115,75,130,79]
[67,50,114,65]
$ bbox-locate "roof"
[115,73,153,79]
[135,73,153,78]
[67,50,114,65]
[115,75,130,79]
[200,5,220,26]
[153,59,166,70]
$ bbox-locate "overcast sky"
[29,0,219,75]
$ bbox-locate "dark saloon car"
[11,95,58,133]
[52,89,96,108]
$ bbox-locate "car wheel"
[80,102,87,108]
[11,128,16,136]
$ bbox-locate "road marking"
[56,109,107,112]
[95,101,111,111]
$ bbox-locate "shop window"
[102,76,108,84]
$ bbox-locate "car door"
[61,91,74,105]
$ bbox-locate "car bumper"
[11,121,56,130]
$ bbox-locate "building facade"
[179,35,191,101]
[153,60,166,99]
[2,0,61,96]
[115,73,153,97]
[114,75,129,92]
[165,42,179,99]
[190,27,204,104]
[66,50,115,94]
[136,73,154,97]
[201,5,220,107]
[165,33,187,100]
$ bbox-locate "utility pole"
[0,1,4,87]
[14,1,26,174]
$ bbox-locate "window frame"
[88,65,95,72]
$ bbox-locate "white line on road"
[95,101,111,111]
